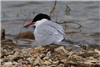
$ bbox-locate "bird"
[23,13,73,45]
[23,13,82,52]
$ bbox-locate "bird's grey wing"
[48,22,71,41]
[48,22,75,45]
[34,22,63,45]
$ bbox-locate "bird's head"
[23,13,51,28]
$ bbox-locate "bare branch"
[16,10,31,44]
[49,0,57,17]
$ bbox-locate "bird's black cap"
[32,13,51,23]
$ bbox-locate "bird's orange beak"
[23,22,35,28]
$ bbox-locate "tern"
[23,13,85,52]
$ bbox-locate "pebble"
[44,61,52,65]
[2,62,13,67]
[94,49,100,54]
[56,46,68,54]
[33,56,44,66]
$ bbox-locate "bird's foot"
[45,48,54,54]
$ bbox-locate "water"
[1,1,100,46]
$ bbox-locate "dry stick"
[64,5,71,28]
[55,4,82,29]
[49,0,57,17]
[64,21,82,29]
[16,11,31,44]
[65,5,71,15]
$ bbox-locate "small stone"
[52,61,59,65]
[35,45,45,51]
[44,61,52,65]
[27,57,35,63]
[5,42,17,48]
[1,53,4,58]
[33,56,44,66]
[0,61,4,65]
[68,55,84,62]
[94,49,100,55]
[2,62,13,67]
[56,46,68,54]
[58,64,64,67]
[71,65,76,67]
[40,54,45,59]
[53,53,67,60]
[43,57,49,60]
[27,64,33,67]
[46,51,51,57]
[81,44,89,50]
[32,49,41,54]
[35,66,39,67]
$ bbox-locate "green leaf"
[32,12,35,14]
[16,14,19,17]
[24,14,26,16]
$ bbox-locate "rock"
[33,56,44,66]
[35,45,45,51]
[94,49,100,55]
[68,55,84,62]
[79,51,96,58]
[1,53,3,58]
[5,42,17,48]
[44,61,52,65]
[1,29,5,40]
[34,66,39,67]
[40,54,46,59]
[83,62,94,66]
[27,57,35,63]
[46,51,51,57]
[1,39,17,49]
[16,31,35,39]
[2,62,13,67]
[0,60,4,65]
[14,50,21,57]
[81,44,89,50]
[53,53,67,60]
[27,64,33,67]
[1,39,13,45]
[52,61,59,65]
[43,57,49,60]
[56,46,68,55]
[58,64,64,67]
[33,49,41,54]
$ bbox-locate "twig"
[16,10,31,44]
[65,5,71,15]
[49,0,57,17]
[53,20,82,29]
[64,21,82,29]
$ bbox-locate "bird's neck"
[35,19,48,27]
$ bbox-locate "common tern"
[23,13,74,46]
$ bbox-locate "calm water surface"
[1,1,100,46]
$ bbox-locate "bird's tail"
[61,38,81,45]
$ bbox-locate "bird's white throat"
[35,19,48,27]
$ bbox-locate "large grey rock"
[0,29,5,40]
